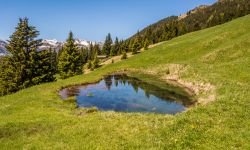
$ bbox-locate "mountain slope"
[129,0,250,45]
[0,39,101,55]
[0,15,249,149]
[40,39,101,51]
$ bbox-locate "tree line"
[0,17,139,96]
[128,0,250,47]
[0,17,144,96]
[0,18,100,95]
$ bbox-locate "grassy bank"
[0,15,250,149]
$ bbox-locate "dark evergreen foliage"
[144,38,150,50]
[58,31,83,79]
[131,38,140,55]
[33,49,57,83]
[110,37,120,56]
[102,33,113,55]
[121,51,127,60]
[0,18,56,96]
[128,0,250,46]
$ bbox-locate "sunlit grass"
[0,15,250,149]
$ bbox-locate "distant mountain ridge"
[0,40,8,56]
[0,39,102,56]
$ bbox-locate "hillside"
[128,0,250,45]
[0,15,249,149]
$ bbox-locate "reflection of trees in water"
[104,75,112,90]
[102,74,193,106]
[64,87,81,97]
[115,80,118,87]
[144,90,150,99]
[131,81,139,93]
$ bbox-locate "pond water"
[59,74,193,114]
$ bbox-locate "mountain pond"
[59,74,194,114]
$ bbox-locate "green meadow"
[0,15,249,149]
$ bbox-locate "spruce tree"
[80,47,88,64]
[118,40,124,55]
[121,51,127,60]
[5,18,42,88]
[58,31,82,79]
[113,37,120,55]
[0,56,17,95]
[88,42,94,60]
[110,46,115,56]
[131,38,140,54]
[102,33,113,56]
[91,51,100,70]
[93,43,101,55]
[33,50,56,83]
[0,18,56,95]
[144,38,150,50]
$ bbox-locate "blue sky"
[0,0,216,42]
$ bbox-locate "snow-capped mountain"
[0,39,102,56]
[0,40,8,56]
[39,39,64,51]
[40,39,101,51]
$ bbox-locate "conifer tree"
[93,43,101,55]
[88,42,94,60]
[118,40,124,55]
[58,31,82,79]
[121,51,127,60]
[80,47,88,64]
[33,50,56,83]
[91,51,100,70]
[48,47,58,73]
[144,38,150,50]
[129,39,134,52]
[131,38,140,54]
[102,33,113,56]
[0,18,56,95]
[110,46,115,57]
[123,40,130,52]
[113,37,120,55]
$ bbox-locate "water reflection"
[59,74,193,114]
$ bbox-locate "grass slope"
[0,15,250,149]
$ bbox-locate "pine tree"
[136,30,143,49]
[118,40,124,55]
[144,38,150,50]
[123,40,130,52]
[88,42,94,60]
[129,39,134,52]
[80,47,88,64]
[110,46,115,56]
[113,37,120,55]
[121,51,127,60]
[131,38,140,54]
[6,18,42,88]
[102,33,113,56]
[58,31,83,79]
[91,51,100,70]
[32,50,56,83]
[0,18,56,95]
[49,47,58,73]
[0,56,17,95]
[93,43,101,55]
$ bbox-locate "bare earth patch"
[133,64,216,105]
